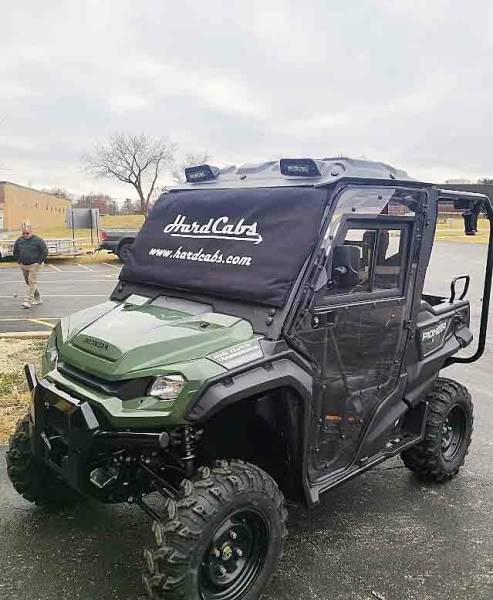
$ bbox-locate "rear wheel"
[142,460,288,600]
[117,240,133,263]
[6,415,84,508]
[401,378,473,482]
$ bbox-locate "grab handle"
[449,275,470,303]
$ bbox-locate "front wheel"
[6,415,84,508]
[142,460,288,600]
[401,378,473,482]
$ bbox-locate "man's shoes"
[31,298,43,305]
[22,302,31,309]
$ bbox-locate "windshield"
[119,187,329,307]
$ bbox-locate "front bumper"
[27,364,100,493]
[26,364,170,495]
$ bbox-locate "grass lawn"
[434,217,489,244]
[0,338,45,444]
[3,213,145,240]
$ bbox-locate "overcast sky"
[1,0,492,201]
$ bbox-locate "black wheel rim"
[441,404,467,461]
[199,509,269,600]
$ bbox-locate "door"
[290,186,424,479]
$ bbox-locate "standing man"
[13,223,48,309]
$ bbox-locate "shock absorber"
[181,425,196,478]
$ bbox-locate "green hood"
[58,299,255,379]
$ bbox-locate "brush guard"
[25,366,188,516]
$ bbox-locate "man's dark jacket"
[13,235,48,265]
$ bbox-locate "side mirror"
[454,199,482,235]
[330,244,361,288]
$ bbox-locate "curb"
[0,331,51,339]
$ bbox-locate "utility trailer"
[0,237,83,260]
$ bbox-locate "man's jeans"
[20,263,41,303]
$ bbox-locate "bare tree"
[74,193,117,214]
[42,187,73,201]
[122,198,138,215]
[83,133,176,214]
[171,151,211,184]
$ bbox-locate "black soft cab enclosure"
[120,187,329,307]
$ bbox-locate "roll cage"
[284,182,493,366]
[437,189,493,365]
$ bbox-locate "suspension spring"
[181,425,196,478]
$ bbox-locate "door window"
[327,227,377,295]
[374,229,404,290]
[316,224,408,304]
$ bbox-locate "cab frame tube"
[438,191,493,366]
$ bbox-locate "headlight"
[45,329,59,368]
[148,375,186,400]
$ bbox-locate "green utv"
[7,158,493,599]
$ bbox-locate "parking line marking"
[79,264,93,271]
[104,262,120,270]
[47,263,62,272]
[0,317,61,321]
[0,294,107,298]
[29,318,55,328]
[43,269,101,273]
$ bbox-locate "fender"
[186,356,315,504]
[186,357,313,422]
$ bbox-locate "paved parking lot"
[0,243,491,599]
[0,358,491,600]
[0,261,120,334]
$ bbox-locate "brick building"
[0,182,70,231]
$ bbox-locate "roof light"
[184,164,220,183]
[280,158,321,177]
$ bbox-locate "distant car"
[99,228,140,262]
